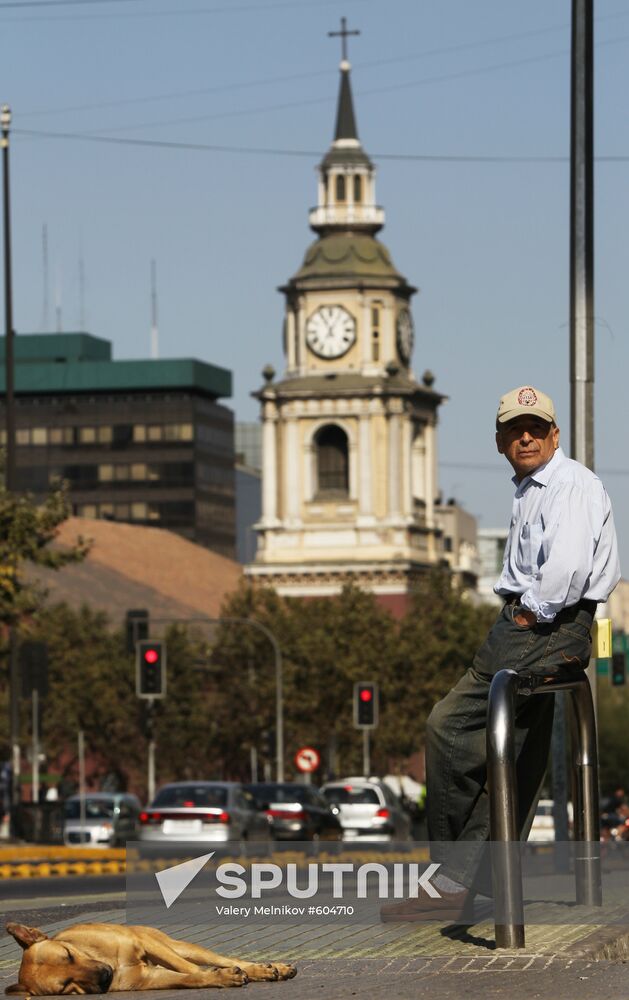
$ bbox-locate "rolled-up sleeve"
[520,483,604,622]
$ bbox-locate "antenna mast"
[42,223,50,332]
[78,234,86,330]
[150,258,159,359]
[55,265,63,333]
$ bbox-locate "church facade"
[245,53,448,613]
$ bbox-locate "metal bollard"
[487,671,601,949]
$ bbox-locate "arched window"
[335,174,346,202]
[353,174,362,203]
[316,424,349,496]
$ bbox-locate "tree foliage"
[211,573,496,779]
[1,573,498,798]
[0,474,89,629]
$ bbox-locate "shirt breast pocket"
[519,521,544,573]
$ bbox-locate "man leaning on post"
[382,385,620,922]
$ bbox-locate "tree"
[0,473,90,763]
[0,474,89,630]
[211,575,496,780]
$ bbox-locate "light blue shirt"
[494,446,620,622]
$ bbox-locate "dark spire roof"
[333,62,358,141]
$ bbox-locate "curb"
[0,846,126,861]
[0,860,126,878]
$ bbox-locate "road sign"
[294,746,320,773]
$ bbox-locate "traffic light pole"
[363,729,370,777]
[146,699,156,802]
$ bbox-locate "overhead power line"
[0,0,367,17]
[0,0,145,6]
[14,127,629,164]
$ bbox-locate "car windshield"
[152,785,228,808]
[322,786,380,805]
[64,799,115,820]
[245,785,310,805]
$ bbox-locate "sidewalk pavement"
[2,900,629,999]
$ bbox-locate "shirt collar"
[512,445,565,493]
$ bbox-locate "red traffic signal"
[354,682,378,729]
[136,640,166,699]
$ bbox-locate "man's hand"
[513,607,537,628]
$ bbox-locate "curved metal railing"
[487,670,601,948]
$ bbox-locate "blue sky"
[2,0,629,568]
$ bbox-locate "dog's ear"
[5,983,28,995]
[6,923,48,948]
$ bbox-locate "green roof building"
[0,333,236,557]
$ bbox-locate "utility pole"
[2,104,15,492]
[2,104,20,828]
[552,0,595,849]
[570,0,594,473]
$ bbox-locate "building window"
[31,428,47,445]
[16,429,29,445]
[335,174,346,202]
[98,426,113,444]
[50,427,74,445]
[77,503,98,518]
[371,304,381,361]
[98,464,114,482]
[316,424,349,496]
[131,463,147,480]
[131,502,148,520]
[354,174,362,203]
[147,425,162,442]
[133,424,147,443]
[79,427,97,444]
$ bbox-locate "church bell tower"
[246,23,446,613]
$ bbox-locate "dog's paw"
[272,963,297,980]
[240,962,279,982]
[209,965,249,988]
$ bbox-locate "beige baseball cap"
[496,385,557,425]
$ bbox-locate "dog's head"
[5,924,114,996]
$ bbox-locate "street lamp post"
[2,104,20,825]
[1,104,15,492]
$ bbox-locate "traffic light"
[611,651,626,687]
[136,640,166,698]
[354,682,378,729]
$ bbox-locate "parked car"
[244,782,342,841]
[320,778,412,842]
[139,782,271,843]
[528,798,574,843]
[63,792,142,847]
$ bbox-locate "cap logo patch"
[517,387,538,406]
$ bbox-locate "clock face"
[305,305,356,359]
[396,308,414,363]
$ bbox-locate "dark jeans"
[425,600,593,893]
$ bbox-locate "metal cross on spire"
[328,16,360,62]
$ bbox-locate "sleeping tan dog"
[5,922,297,994]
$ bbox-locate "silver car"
[63,793,142,847]
[139,781,271,843]
[320,778,412,842]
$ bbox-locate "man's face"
[495,415,559,480]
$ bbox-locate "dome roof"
[291,232,407,284]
